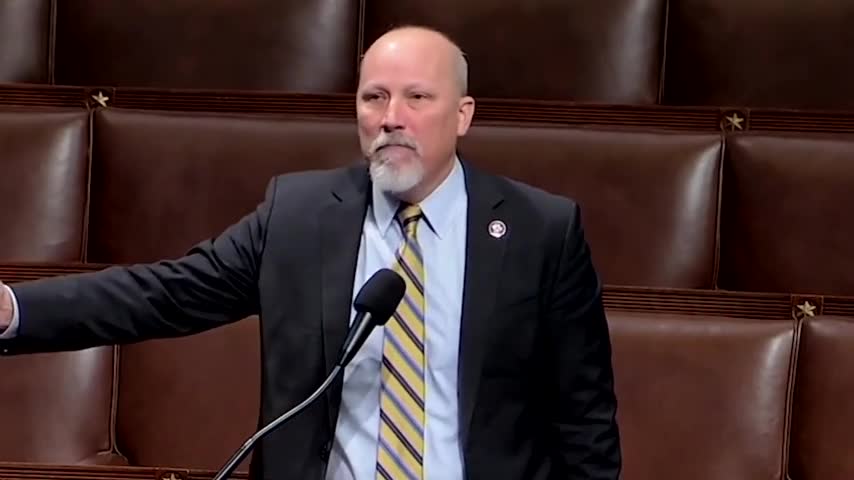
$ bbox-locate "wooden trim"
[3,262,849,321]
[0,84,88,108]
[4,84,854,134]
[0,262,108,282]
[0,461,246,479]
[603,287,792,319]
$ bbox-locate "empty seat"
[0,0,50,83]
[719,131,854,295]
[608,311,794,480]
[662,0,854,109]
[0,107,90,262]
[363,0,666,103]
[789,315,854,480]
[115,318,260,471]
[0,346,120,465]
[53,1,359,92]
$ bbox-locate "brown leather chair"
[0,348,121,465]
[51,2,360,92]
[0,106,89,262]
[7,0,854,109]
[115,318,260,471]
[719,131,854,296]
[0,106,121,465]
[609,311,796,480]
[1,105,853,480]
[789,315,854,480]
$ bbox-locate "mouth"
[378,143,413,151]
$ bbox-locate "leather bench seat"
[790,315,854,480]
[719,131,854,296]
[0,107,89,262]
[0,347,120,465]
[609,311,794,480]
[4,0,854,109]
[2,106,854,479]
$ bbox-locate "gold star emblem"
[723,112,744,131]
[797,301,816,317]
[91,91,109,107]
[160,474,182,480]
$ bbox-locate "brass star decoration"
[723,112,744,131]
[91,91,109,107]
[796,301,816,318]
[161,474,180,480]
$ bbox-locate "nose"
[380,97,405,132]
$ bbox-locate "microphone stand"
[211,363,343,480]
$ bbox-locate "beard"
[366,131,425,194]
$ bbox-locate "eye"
[411,93,428,100]
[361,92,383,102]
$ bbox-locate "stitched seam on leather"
[781,314,803,480]
[657,0,669,104]
[711,133,725,288]
[356,0,366,88]
[80,109,95,262]
[47,0,56,83]
[109,345,125,461]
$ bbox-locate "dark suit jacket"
[0,160,621,479]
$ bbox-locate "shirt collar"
[372,156,465,239]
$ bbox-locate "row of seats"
[2,0,854,108]
[4,103,853,479]
[2,307,852,479]
[3,106,853,296]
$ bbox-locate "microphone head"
[353,268,405,325]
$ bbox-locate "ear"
[456,95,476,136]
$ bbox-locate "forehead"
[358,37,452,91]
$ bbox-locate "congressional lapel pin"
[488,220,506,238]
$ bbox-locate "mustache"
[369,132,419,155]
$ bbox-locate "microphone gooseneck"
[212,362,344,480]
[211,269,405,480]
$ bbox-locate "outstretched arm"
[546,203,622,479]
[0,178,278,355]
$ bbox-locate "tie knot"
[397,204,423,237]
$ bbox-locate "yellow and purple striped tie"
[376,204,426,480]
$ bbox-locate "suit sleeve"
[545,202,622,479]
[0,178,278,355]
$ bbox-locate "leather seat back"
[609,311,795,480]
[789,315,854,480]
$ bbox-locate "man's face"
[356,31,473,196]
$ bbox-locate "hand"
[0,282,12,331]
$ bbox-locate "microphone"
[212,268,405,480]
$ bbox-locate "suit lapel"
[458,162,507,447]
[320,165,370,433]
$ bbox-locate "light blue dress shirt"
[325,157,468,480]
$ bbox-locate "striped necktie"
[376,204,426,480]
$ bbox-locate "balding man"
[0,26,621,479]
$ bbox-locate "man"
[0,26,621,479]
